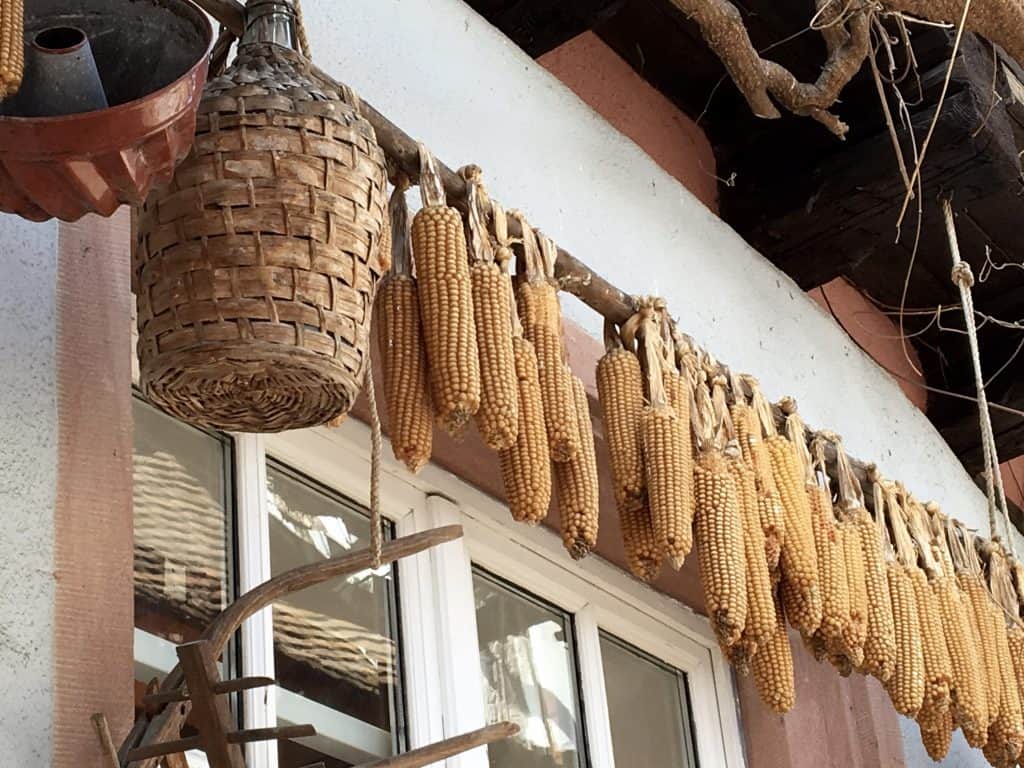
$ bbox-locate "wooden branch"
[91,713,121,768]
[125,737,202,763]
[352,723,520,768]
[227,725,316,744]
[190,0,245,37]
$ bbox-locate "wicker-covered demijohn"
[133,22,388,432]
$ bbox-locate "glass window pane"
[133,398,231,644]
[473,568,585,768]
[600,633,697,768]
[266,463,402,767]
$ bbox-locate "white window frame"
[257,417,747,768]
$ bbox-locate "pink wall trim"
[539,31,720,212]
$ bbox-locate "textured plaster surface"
[0,214,58,762]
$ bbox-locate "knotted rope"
[943,198,1015,556]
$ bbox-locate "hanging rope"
[292,0,311,57]
[365,359,383,569]
[942,198,1015,556]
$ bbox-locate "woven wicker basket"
[133,38,388,432]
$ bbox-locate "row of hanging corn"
[372,150,1024,766]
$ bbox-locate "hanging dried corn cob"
[376,181,434,474]
[806,434,850,664]
[882,482,925,718]
[901,493,952,728]
[596,321,646,513]
[555,375,600,559]
[952,524,1002,730]
[0,0,23,99]
[751,589,796,714]
[939,513,990,747]
[621,504,662,583]
[459,168,518,451]
[692,369,747,648]
[769,398,821,638]
[721,372,774,671]
[631,303,693,570]
[411,146,480,435]
[511,218,579,463]
[830,436,867,670]
[741,377,785,573]
[918,708,954,763]
[497,259,552,526]
[981,541,1024,765]
[857,469,897,683]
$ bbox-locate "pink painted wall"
[539,31,720,212]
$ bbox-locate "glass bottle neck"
[241,0,299,49]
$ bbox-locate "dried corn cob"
[621,505,662,583]
[514,224,579,463]
[858,475,896,682]
[768,399,820,637]
[412,147,480,435]
[596,324,646,512]
[738,377,784,571]
[910,568,952,721]
[917,707,953,762]
[693,375,747,647]
[962,574,1002,726]
[0,0,24,99]
[727,438,775,666]
[469,261,518,449]
[377,184,433,474]
[639,309,693,569]
[839,520,867,668]
[985,604,1024,766]
[935,574,988,745]
[498,335,552,525]
[885,564,925,717]
[555,375,600,560]
[751,593,796,714]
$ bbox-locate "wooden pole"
[352,723,520,768]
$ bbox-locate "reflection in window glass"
[473,568,585,768]
[600,632,697,768]
[133,398,231,644]
[267,464,402,767]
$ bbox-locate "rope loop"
[951,261,976,289]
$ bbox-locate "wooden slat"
[227,724,316,744]
[125,736,202,763]
[352,723,519,768]
[176,642,245,768]
[141,676,276,707]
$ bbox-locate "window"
[600,632,698,768]
[131,402,743,768]
[474,568,585,768]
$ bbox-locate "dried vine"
[669,0,1024,136]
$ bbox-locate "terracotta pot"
[0,0,213,222]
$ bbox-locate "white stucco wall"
[0,215,58,762]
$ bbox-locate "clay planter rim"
[0,3,214,157]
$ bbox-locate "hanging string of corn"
[411,145,480,435]
[459,166,519,451]
[829,435,867,672]
[806,434,851,668]
[0,0,23,100]
[628,302,693,571]
[376,180,434,473]
[597,321,646,513]
[901,493,953,741]
[692,368,747,648]
[742,377,785,573]
[493,204,552,525]
[770,398,821,638]
[981,540,1024,766]
[720,370,774,671]
[857,469,896,683]
[510,217,580,463]
[1005,558,1024,766]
